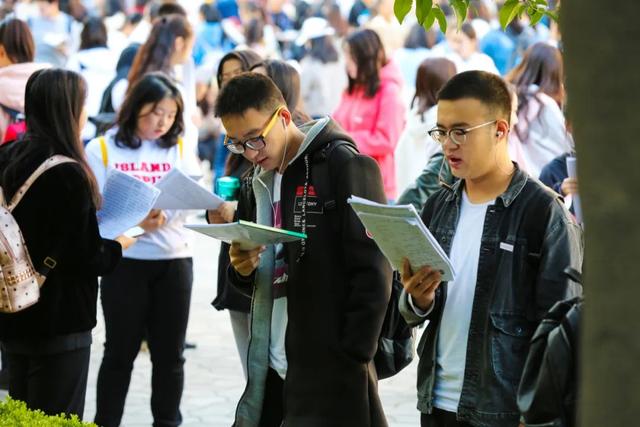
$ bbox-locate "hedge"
[0,396,96,426]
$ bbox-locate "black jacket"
[0,141,121,340]
[229,118,392,426]
[399,167,583,426]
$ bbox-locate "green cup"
[215,176,240,201]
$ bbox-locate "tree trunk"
[562,1,640,425]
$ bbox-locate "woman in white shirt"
[506,42,572,177]
[447,22,499,75]
[111,14,199,156]
[66,17,117,141]
[85,73,200,427]
[395,57,457,193]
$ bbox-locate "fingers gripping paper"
[348,196,456,282]
[97,169,161,239]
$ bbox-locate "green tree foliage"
[0,397,96,426]
[393,0,559,33]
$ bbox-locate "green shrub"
[0,396,96,426]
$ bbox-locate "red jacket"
[333,61,405,199]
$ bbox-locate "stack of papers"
[154,168,223,210]
[97,169,161,239]
[348,196,455,282]
[185,220,307,250]
[97,168,224,240]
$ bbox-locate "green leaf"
[416,0,433,25]
[544,10,559,22]
[451,0,468,30]
[529,7,545,25]
[499,0,521,29]
[516,2,528,18]
[423,10,436,30]
[393,0,413,24]
[432,6,447,33]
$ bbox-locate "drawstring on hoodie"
[296,153,310,263]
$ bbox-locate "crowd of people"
[0,0,582,426]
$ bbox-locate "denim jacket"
[399,167,583,427]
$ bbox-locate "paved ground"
[3,218,423,426]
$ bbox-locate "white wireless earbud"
[496,131,504,137]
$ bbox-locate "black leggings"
[94,257,193,427]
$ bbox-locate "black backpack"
[517,267,583,427]
[312,140,414,380]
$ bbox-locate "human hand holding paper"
[229,242,265,277]
[401,258,442,312]
[97,169,161,239]
[139,209,166,232]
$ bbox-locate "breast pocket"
[490,312,536,384]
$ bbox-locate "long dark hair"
[251,59,311,126]
[127,14,193,86]
[508,42,564,107]
[115,72,185,149]
[0,18,35,64]
[0,68,101,206]
[79,16,108,50]
[345,29,386,98]
[412,57,456,119]
[507,42,564,141]
[309,36,338,64]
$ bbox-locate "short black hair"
[215,72,285,118]
[438,71,512,124]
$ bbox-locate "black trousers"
[260,367,284,427]
[421,408,474,427]
[95,258,193,427]
[7,346,90,419]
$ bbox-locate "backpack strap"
[99,136,108,168]
[311,140,358,215]
[7,155,77,212]
[178,137,184,159]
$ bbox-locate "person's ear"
[495,119,509,140]
[280,108,292,127]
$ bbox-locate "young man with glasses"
[399,71,583,427]
[211,73,392,426]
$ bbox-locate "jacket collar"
[445,162,529,207]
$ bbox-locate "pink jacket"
[333,61,405,199]
[0,62,51,113]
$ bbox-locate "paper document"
[98,169,161,239]
[348,196,455,282]
[185,220,306,250]
[154,168,224,210]
[565,156,583,224]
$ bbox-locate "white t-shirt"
[432,190,493,412]
[85,128,201,260]
[269,173,289,379]
[449,52,500,75]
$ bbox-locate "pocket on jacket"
[490,312,536,384]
